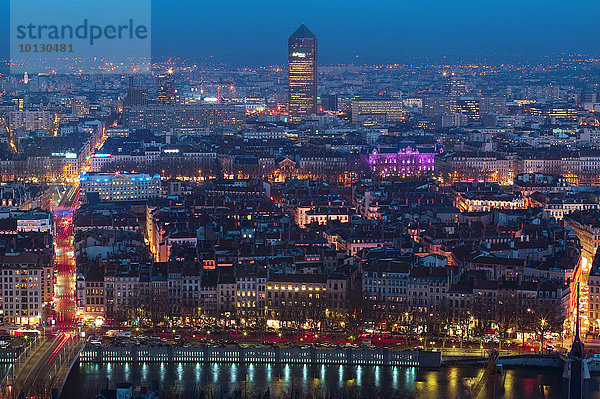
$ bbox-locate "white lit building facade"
[80,172,161,202]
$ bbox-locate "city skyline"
[1,0,600,65]
[1,1,600,397]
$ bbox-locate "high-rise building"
[455,97,480,122]
[11,97,24,112]
[581,91,599,104]
[321,94,338,112]
[422,96,451,118]
[125,76,148,106]
[351,98,404,124]
[444,73,466,97]
[123,104,246,133]
[72,96,90,117]
[9,111,55,132]
[157,70,176,105]
[479,96,507,115]
[0,252,53,325]
[288,24,318,124]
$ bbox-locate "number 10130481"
[19,43,74,53]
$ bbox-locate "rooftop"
[290,24,316,39]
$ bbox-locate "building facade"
[0,252,52,325]
[80,172,161,202]
[288,24,318,124]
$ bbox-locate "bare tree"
[496,294,519,350]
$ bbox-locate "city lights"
[0,5,597,398]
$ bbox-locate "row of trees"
[344,294,565,350]
[106,284,565,352]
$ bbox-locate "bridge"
[0,334,85,398]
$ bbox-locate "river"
[60,362,600,398]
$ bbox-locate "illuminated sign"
[291,52,306,58]
[94,153,111,158]
[52,152,76,158]
[163,149,180,153]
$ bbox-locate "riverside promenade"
[79,344,442,367]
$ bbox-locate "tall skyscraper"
[288,24,317,124]
[157,69,176,105]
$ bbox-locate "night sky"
[2,0,600,65]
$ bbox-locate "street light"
[540,318,547,353]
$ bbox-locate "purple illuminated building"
[365,145,441,177]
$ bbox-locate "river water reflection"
[61,363,600,398]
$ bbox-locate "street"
[52,184,79,328]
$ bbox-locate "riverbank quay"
[444,352,600,373]
[79,343,442,367]
[444,353,565,368]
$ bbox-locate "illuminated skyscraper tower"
[288,24,317,124]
